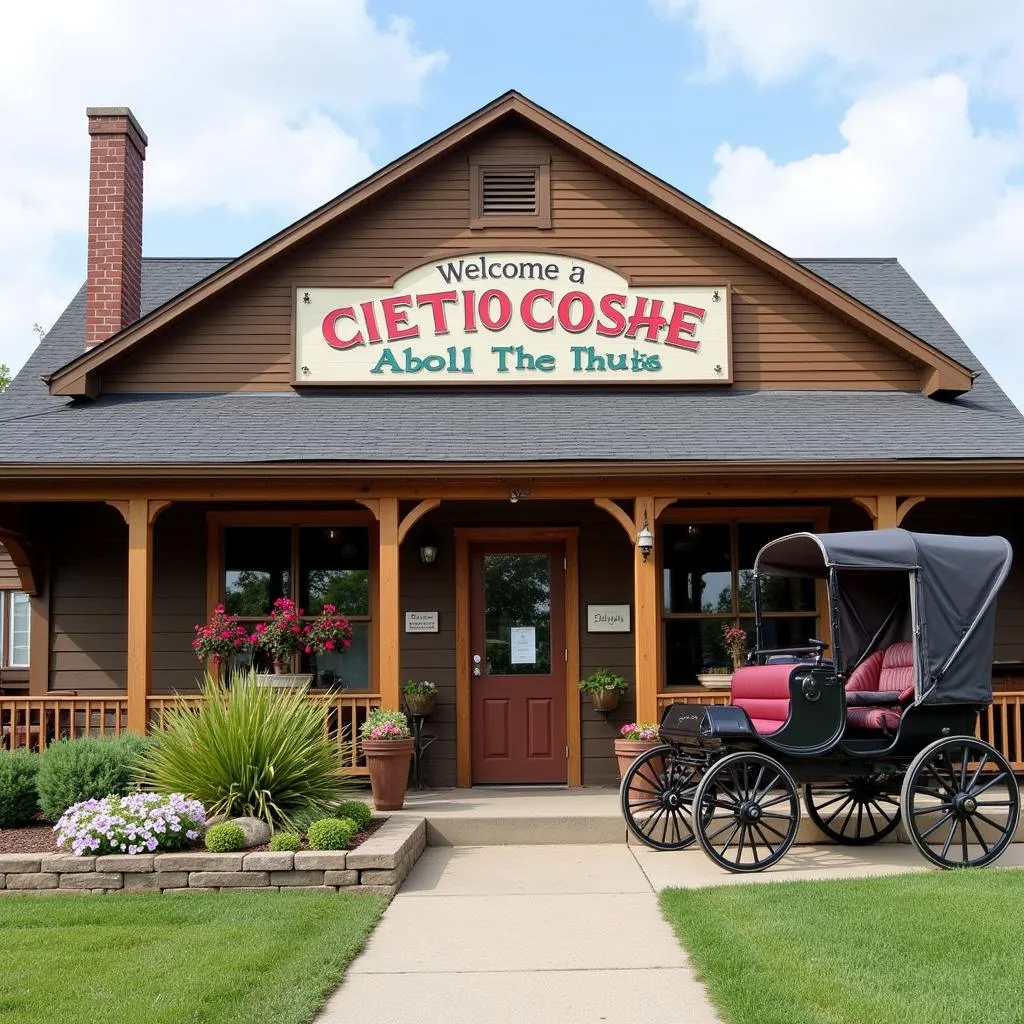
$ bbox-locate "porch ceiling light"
[637,511,654,562]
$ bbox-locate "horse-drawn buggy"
[621,529,1020,873]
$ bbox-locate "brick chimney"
[85,107,147,348]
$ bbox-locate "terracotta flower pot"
[363,737,415,810]
[405,692,436,716]
[614,738,661,782]
[589,688,621,711]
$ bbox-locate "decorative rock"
[243,852,293,871]
[323,870,359,886]
[7,873,58,889]
[294,851,347,870]
[60,873,123,890]
[272,870,325,887]
[360,868,402,886]
[41,855,97,873]
[225,816,272,848]
[155,853,243,872]
[97,855,156,872]
[189,871,268,888]
[124,872,188,892]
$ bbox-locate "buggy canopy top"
[754,529,1013,704]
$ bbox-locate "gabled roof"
[46,90,973,399]
[2,257,1021,470]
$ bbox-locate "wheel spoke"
[867,799,897,826]
[759,792,794,810]
[919,809,957,841]
[966,752,990,793]
[643,804,667,838]
[964,814,991,856]
[960,820,969,864]
[912,801,954,815]
[939,816,958,860]
[755,817,788,841]
[810,792,850,812]
[751,821,778,855]
[717,820,742,857]
[627,797,661,812]
[633,764,664,793]
[704,817,741,844]
[838,799,857,836]
[735,823,747,863]
[821,795,855,828]
[973,810,1007,832]
[974,799,1013,807]
[854,800,865,839]
[958,745,970,792]
[973,772,1010,798]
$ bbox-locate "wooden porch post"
[633,496,659,724]
[377,498,401,711]
[109,499,169,734]
[853,495,924,530]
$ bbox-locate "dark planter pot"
[405,692,436,716]
[363,738,415,810]
[589,688,621,711]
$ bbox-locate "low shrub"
[335,800,372,832]
[269,831,302,852]
[0,749,40,827]
[205,822,246,852]
[141,672,352,829]
[55,792,205,856]
[36,735,149,822]
[307,817,357,850]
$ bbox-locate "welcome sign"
[294,253,730,385]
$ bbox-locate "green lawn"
[0,892,387,1024]
[661,870,1024,1024]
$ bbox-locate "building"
[1,92,1023,786]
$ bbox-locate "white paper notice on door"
[509,626,537,664]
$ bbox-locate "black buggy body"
[621,529,1020,873]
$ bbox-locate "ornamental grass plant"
[140,670,352,829]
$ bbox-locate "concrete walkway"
[318,844,721,1024]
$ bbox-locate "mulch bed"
[0,815,386,856]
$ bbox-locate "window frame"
[659,506,830,685]
[469,154,552,230]
[206,510,378,688]
[7,591,30,668]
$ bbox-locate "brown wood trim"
[897,496,926,525]
[397,499,441,545]
[564,529,581,786]
[455,531,471,787]
[593,498,634,538]
[28,556,49,696]
[633,498,659,723]
[851,496,878,523]
[377,498,400,711]
[454,526,581,787]
[876,495,898,530]
[126,498,153,733]
[207,510,374,527]
[661,504,830,524]
[48,92,971,398]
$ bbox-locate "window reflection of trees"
[484,554,552,675]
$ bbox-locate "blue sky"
[3,0,1024,410]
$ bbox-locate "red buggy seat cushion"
[845,642,915,733]
[730,665,795,735]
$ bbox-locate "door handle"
[472,654,482,677]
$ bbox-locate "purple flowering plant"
[619,723,659,741]
[54,792,206,857]
[359,709,411,741]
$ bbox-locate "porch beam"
[397,498,441,544]
[377,497,401,711]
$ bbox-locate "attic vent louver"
[482,167,537,214]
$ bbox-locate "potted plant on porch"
[402,679,437,716]
[578,668,629,711]
[305,603,353,687]
[192,604,251,673]
[614,722,661,780]
[249,597,311,684]
[360,709,414,811]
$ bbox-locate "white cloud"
[654,0,1024,94]
[707,75,1024,407]
[0,0,445,378]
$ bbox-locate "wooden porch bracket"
[397,498,441,544]
[354,498,380,519]
[593,498,634,538]
[0,529,39,596]
[897,496,926,525]
[853,495,924,529]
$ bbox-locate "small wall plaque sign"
[405,611,439,633]
[587,605,630,632]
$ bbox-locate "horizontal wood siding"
[0,543,19,590]
[104,123,918,394]
[50,505,127,692]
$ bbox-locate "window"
[1,591,30,669]
[661,517,822,684]
[470,156,551,229]
[219,521,372,690]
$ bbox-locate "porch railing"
[1,692,380,775]
[657,689,1024,772]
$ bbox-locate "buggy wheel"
[805,777,901,845]
[901,736,1020,869]
[620,744,701,851]
[693,752,800,873]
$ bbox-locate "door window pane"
[662,524,732,613]
[299,527,370,616]
[9,592,30,666]
[224,527,291,616]
[737,522,816,612]
[484,554,551,675]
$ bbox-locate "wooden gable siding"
[104,123,920,394]
[0,542,20,590]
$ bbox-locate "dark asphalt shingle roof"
[1,256,1022,465]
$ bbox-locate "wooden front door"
[469,541,567,784]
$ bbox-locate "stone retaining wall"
[0,817,425,899]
